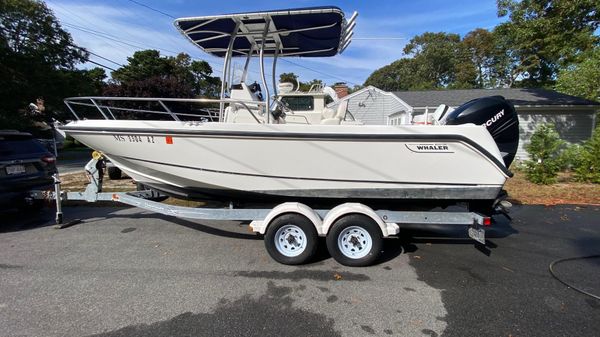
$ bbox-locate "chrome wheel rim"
[338,226,372,259]
[274,224,307,257]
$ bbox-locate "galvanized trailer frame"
[31,156,491,266]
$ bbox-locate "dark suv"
[0,131,57,209]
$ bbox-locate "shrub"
[557,143,584,171]
[524,123,564,184]
[573,126,600,183]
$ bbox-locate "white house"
[331,86,599,160]
[327,86,412,125]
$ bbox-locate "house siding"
[516,109,595,160]
[329,88,410,125]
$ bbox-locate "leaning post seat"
[320,100,348,125]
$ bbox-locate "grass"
[58,169,600,207]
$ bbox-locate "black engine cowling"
[443,96,519,168]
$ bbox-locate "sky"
[45,0,506,87]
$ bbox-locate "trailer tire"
[107,166,122,180]
[326,214,383,267]
[264,213,318,265]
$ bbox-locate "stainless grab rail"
[63,96,265,123]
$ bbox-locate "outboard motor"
[443,96,519,168]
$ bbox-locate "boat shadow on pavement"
[393,213,518,258]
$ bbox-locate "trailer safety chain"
[549,254,600,300]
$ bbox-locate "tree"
[523,124,564,184]
[189,58,221,97]
[111,50,172,83]
[462,29,498,88]
[104,76,195,99]
[0,0,86,68]
[279,72,299,87]
[496,0,600,87]
[299,79,323,92]
[348,84,363,94]
[403,32,474,88]
[555,47,600,101]
[488,25,521,87]
[170,52,220,97]
[364,58,428,91]
[278,72,326,91]
[573,125,600,183]
[365,32,478,90]
[107,50,220,98]
[0,0,92,130]
[85,67,108,94]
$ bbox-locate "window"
[0,137,47,156]
[280,96,314,111]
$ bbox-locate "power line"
[116,2,194,57]
[63,22,180,55]
[62,21,228,75]
[67,43,125,70]
[85,59,117,71]
[50,0,228,77]
[125,0,176,19]
[50,0,172,65]
[51,0,227,79]
[53,0,359,85]
[87,51,124,67]
[48,0,137,57]
[280,59,361,86]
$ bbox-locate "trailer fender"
[321,203,398,237]
[249,202,322,235]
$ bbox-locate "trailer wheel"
[264,213,318,265]
[326,214,383,267]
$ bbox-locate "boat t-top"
[60,6,519,214]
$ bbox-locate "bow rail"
[63,96,265,123]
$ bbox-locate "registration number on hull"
[112,135,156,143]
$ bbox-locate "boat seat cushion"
[320,100,347,125]
[321,107,336,119]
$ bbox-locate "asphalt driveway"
[0,204,598,337]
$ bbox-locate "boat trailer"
[31,154,496,266]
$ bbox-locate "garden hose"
[549,254,600,300]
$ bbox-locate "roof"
[392,88,600,107]
[174,7,352,58]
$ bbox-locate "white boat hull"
[61,120,509,202]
